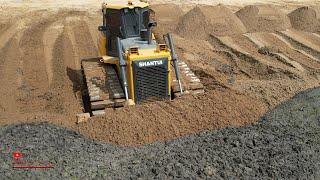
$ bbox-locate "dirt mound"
[151,4,184,21]
[177,5,246,39]
[80,89,267,146]
[236,5,291,32]
[151,4,184,40]
[176,6,208,39]
[288,6,320,32]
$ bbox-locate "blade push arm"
[116,37,129,101]
[167,33,183,94]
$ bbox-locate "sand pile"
[177,5,246,39]
[236,5,291,32]
[80,89,267,146]
[151,4,184,39]
[151,4,184,22]
[288,6,320,32]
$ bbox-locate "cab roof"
[102,0,149,10]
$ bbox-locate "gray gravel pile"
[0,88,320,179]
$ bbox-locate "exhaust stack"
[147,21,157,44]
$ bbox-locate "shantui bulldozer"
[80,0,204,117]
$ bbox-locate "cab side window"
[105,9,121,56]
[106,10,121,28]
[142,10,149,29]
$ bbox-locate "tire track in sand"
[43,15,94,116]
[43,21,64,86]
[0,37,22,117]
[272,33,320,62]
[17,13,63,113]
[71,19,99,60]
[0,18,27,51]
[0,10,48,51]
[62,16,98,76]
[0,14,49,118]
[65,18,99,98]
[19,20,52,91]
[63,16,82,69]
[62,16,95,100]
[277,31,320,61]
[82,16,99,51]
[0,19,29,90]
[45,30,82,115]
[0,12,55,118]
[257,32,320,70]
[243,33,305,72]
[209,35,295,79]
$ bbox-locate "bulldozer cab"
[99,2,152,56]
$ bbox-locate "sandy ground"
[0,0,319,146]
[1,87,319,178]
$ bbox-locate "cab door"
[105,9,122,57]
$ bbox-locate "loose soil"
[0,87,319,179]
[0,2,320,147]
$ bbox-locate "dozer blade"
[171,60,204,97]
[81,58,126,116]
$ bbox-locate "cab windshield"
[122,8,149,38]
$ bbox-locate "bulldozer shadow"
[66,67,82,94]
[67,67,91,113]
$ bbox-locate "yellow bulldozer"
[81,0,204,116]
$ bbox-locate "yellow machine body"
[98,31,172,103]
[102,0,149,10]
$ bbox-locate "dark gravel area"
[0,88,320,179]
